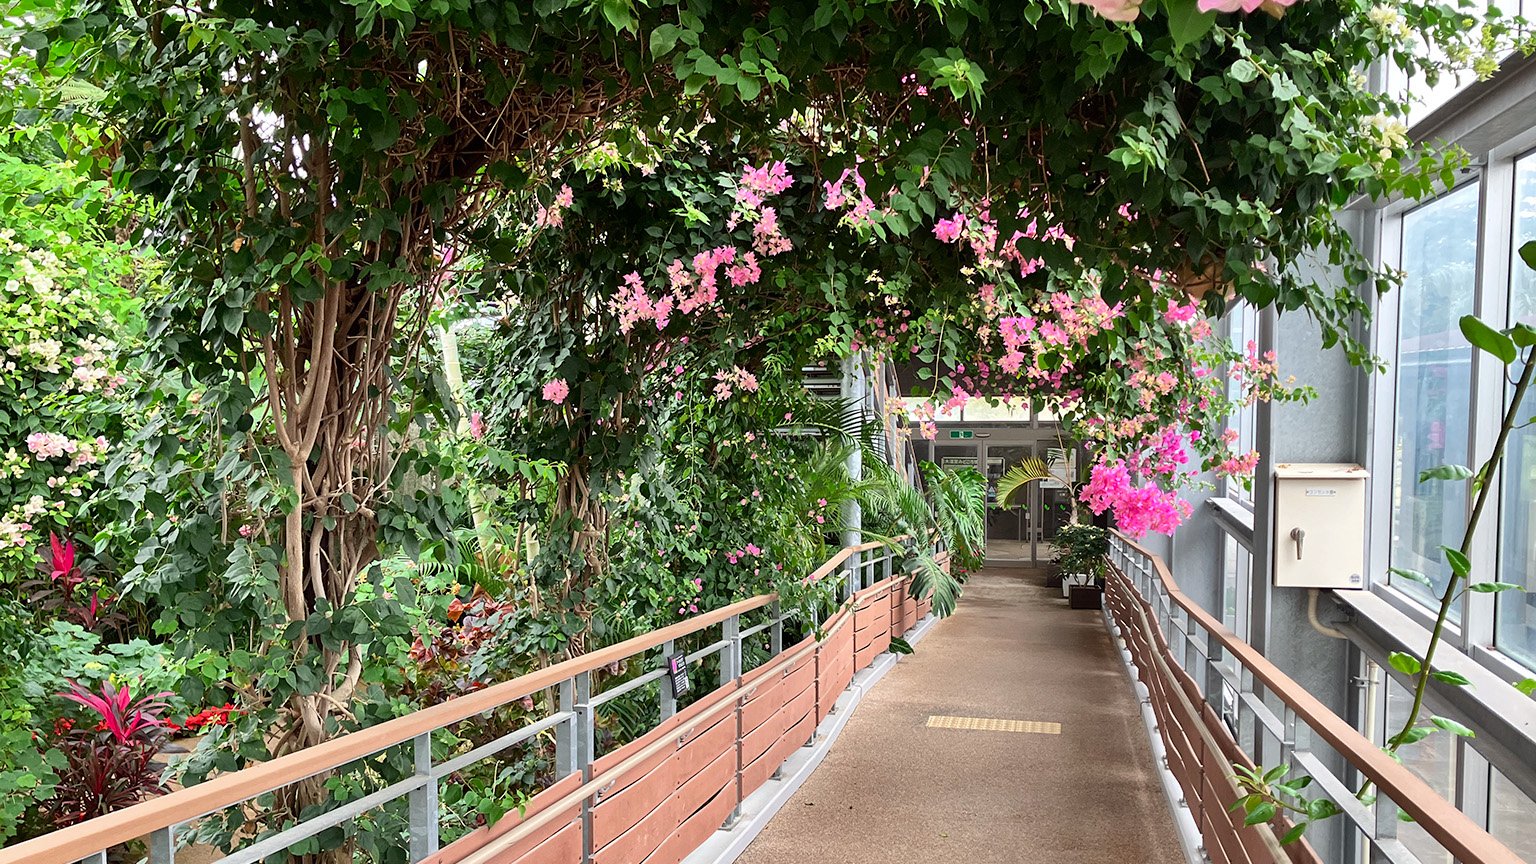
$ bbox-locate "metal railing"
[1108,532,1523,864]
[1,539,918,864]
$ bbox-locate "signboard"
[667,652,691,699]
[948,430,974,439]
[941,456,975,470]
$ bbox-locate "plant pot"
[1068,585,1104,610]
[1043,570,1063,589]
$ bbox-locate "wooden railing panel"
[1112,533,1525,864]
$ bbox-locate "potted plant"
[1053,523,1109,609]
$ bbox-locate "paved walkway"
[737,567,1186,864]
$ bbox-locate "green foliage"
[1054,523,1111,583]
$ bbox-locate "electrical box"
[1272,463,1368,590]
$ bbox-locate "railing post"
[148,826,175,864]
[1203,629,1225,713]
[660,639,678,720]
[1373,789,1399,847]
[727,613,745,828]
[845,552,861,600]
[882,550,893,584]
[556,677,576,777]
[722,615,743,685]
[76,853,106,864]
[408,732,439,862]
[770,601,783,656]
[574,671,595,864]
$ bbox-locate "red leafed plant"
[23,533,126,635]
[47,682,176,827]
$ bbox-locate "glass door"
[984,444,1035,563]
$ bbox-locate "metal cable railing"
[1,539,935,864]
[1108,532,1523,864]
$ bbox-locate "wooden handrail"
[0,536,905,864]
[1113,532,1522,864]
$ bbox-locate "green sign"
[948,430,973,439]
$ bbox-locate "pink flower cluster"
[26,432,73,460]
[823,169,876,227]
[753,207,793,256]
[930,205,1072,279]
[736,161,794,209]
[1071,0,1296,22]
[725,543,764,565]
[712,366,760,401]
[1081,460,1193,539]
[613,245,759,334]
[542,378,570,405]
[534,185,574,229]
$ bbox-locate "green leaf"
[1388,651,1422,676]
[1229,58,1260,84]
[1430,716,1475,737]
[1460,314,1517,364]
[649,23,682,56]
[1469,581,1522,593]
[1280,823,1308,845]
[1519,240,1536,273]
[1417,464,1473,483]
[1307,798,1341,820]
[1391,726,1432,746]
[1389,567,1431,587]
[1441,547,1471,578]
[1166,0,1217,51]
[1243,801,1277,826]
[1511,323,1536,347]
[889,636,914,655]
[1430,669,1472,686]
[1515,678,1536,697]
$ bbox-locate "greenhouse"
[2,0,1536,862]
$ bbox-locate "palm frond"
[907,554,961,618]
[995,456,1051,508]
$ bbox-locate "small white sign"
[1305,488,1337,497]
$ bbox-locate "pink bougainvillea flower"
[1072,0,1145,22]
[541,379,570,405]
[468,411,487,440]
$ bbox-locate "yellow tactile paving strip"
[925,715,1062,735]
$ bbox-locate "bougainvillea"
[0,150,139,577]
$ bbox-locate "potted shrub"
[1053,524,1109,609]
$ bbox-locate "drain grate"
[925,715,1061,735]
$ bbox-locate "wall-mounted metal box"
[1272,463,1368,590]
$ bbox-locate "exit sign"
[949,430,974,439]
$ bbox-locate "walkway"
[737,566,1185,864]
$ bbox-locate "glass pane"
[1499,154,1536,668]
[1385,679,1458,864]
[963,396,1030,422]
[1489,764,1536,859]
[984,445,1030,558]
[1391,183,1480,611]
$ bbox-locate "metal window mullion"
[1469,157,1512,651]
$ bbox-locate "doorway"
[929,433,1075,566]
[989,438,1075,565]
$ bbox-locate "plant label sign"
[667,652,691,699]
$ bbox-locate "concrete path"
[736,566,1186,864]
